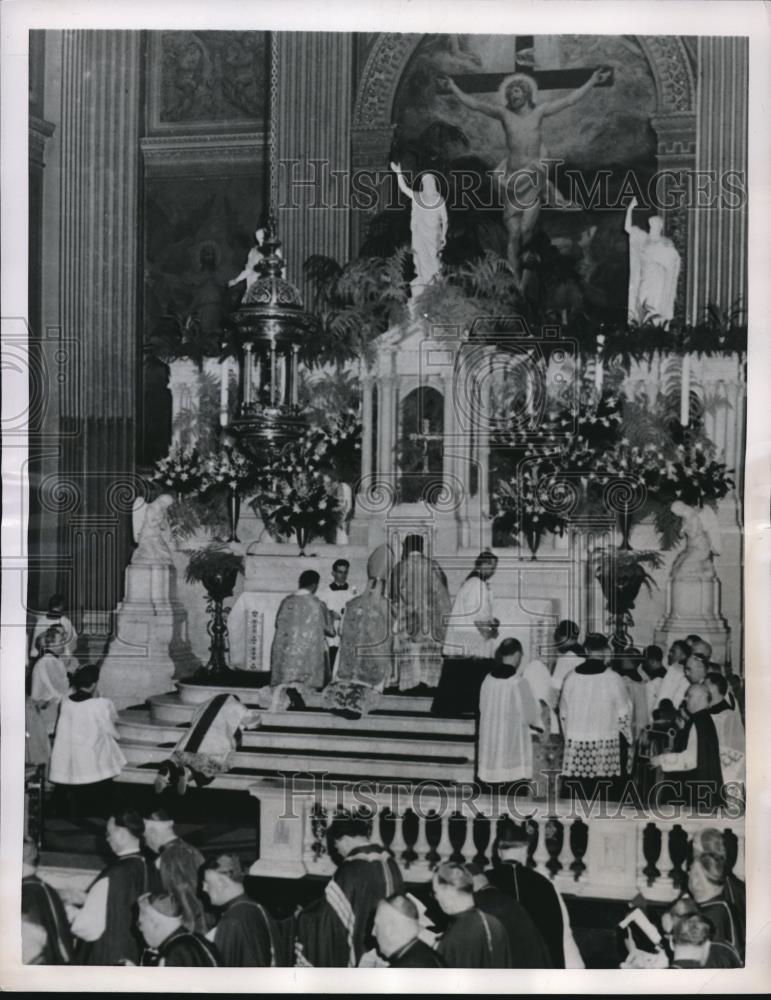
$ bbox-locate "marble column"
[276,32,353,300]
[650,112,696,324]
[687,37,748,320]
[360,373,374,488]
[55,31,142,624]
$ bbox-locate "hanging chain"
[268,30,279,215]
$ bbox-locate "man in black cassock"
[69,810,161,965]
[463,862,552,968]
[432,862,511,968]
[294,817,404,967]
[487,820,572,968]
[651,683,725,810]
[202,854,279,966]
[373,894,445,968]
[137,892,219,966]
[143,809,207,933]
[21,838,73,964]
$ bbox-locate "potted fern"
[185,546,245,674]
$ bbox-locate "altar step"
[118,710,475,762]
[174,680,435,715]
[148,694,472,736]
[115,697,477,787]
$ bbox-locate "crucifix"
[408,417,444,475]
[437,35,613,288]
[448,35,614,97]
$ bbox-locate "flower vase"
[617,510,633,550]
[296,525,309,556]
[525,525,543,561]
[226,489,241,543]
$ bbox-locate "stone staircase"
[115,681,478,789]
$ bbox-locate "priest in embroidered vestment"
[270,569,336,690]
[323,545,395,715]
[390,534,451,690]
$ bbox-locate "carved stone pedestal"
[99,563,198,710]
[654,568,730,666]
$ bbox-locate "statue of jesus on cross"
[437,66,611,288]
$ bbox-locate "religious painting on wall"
[147,30,268,132]
[140,175,262,465]
[386,33,663,323]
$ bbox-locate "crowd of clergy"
[22,810,744,969]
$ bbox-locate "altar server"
[477,638,543,784]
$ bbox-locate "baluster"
[436,813,454,865]
[369,807,384,847]
[656,822,674,896]
[641,821,662,886]
[669,825,689,893]
[410,814,432,880]
[472,816,492,869]
[544,818,564,878]
[568,818,589,884]
[532,819,551,878]
[390,810,408,868]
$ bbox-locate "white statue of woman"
[131,494,176,565]
[391,162,448,293]
[625,197,681,327]
[670,500,721,577]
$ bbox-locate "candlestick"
[277,352,287,407]
[594,334,605,394]
[244,343,253,406]
[680,353,690,426]
[270,341,277,407]
[291,345,299,406]
[219,355,229,427]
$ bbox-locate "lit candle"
[594,334,605,394]
[680,352,690,426]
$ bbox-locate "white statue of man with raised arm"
[131,494,176,565]
[625,197,681,327]
[391,162,448,295]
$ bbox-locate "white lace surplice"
[559,669,632,777]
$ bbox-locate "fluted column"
[687,37,748,320]
[650,112,696,323]
[360,373,374,487]
[276,33,353,299]
[56,31,142,623]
